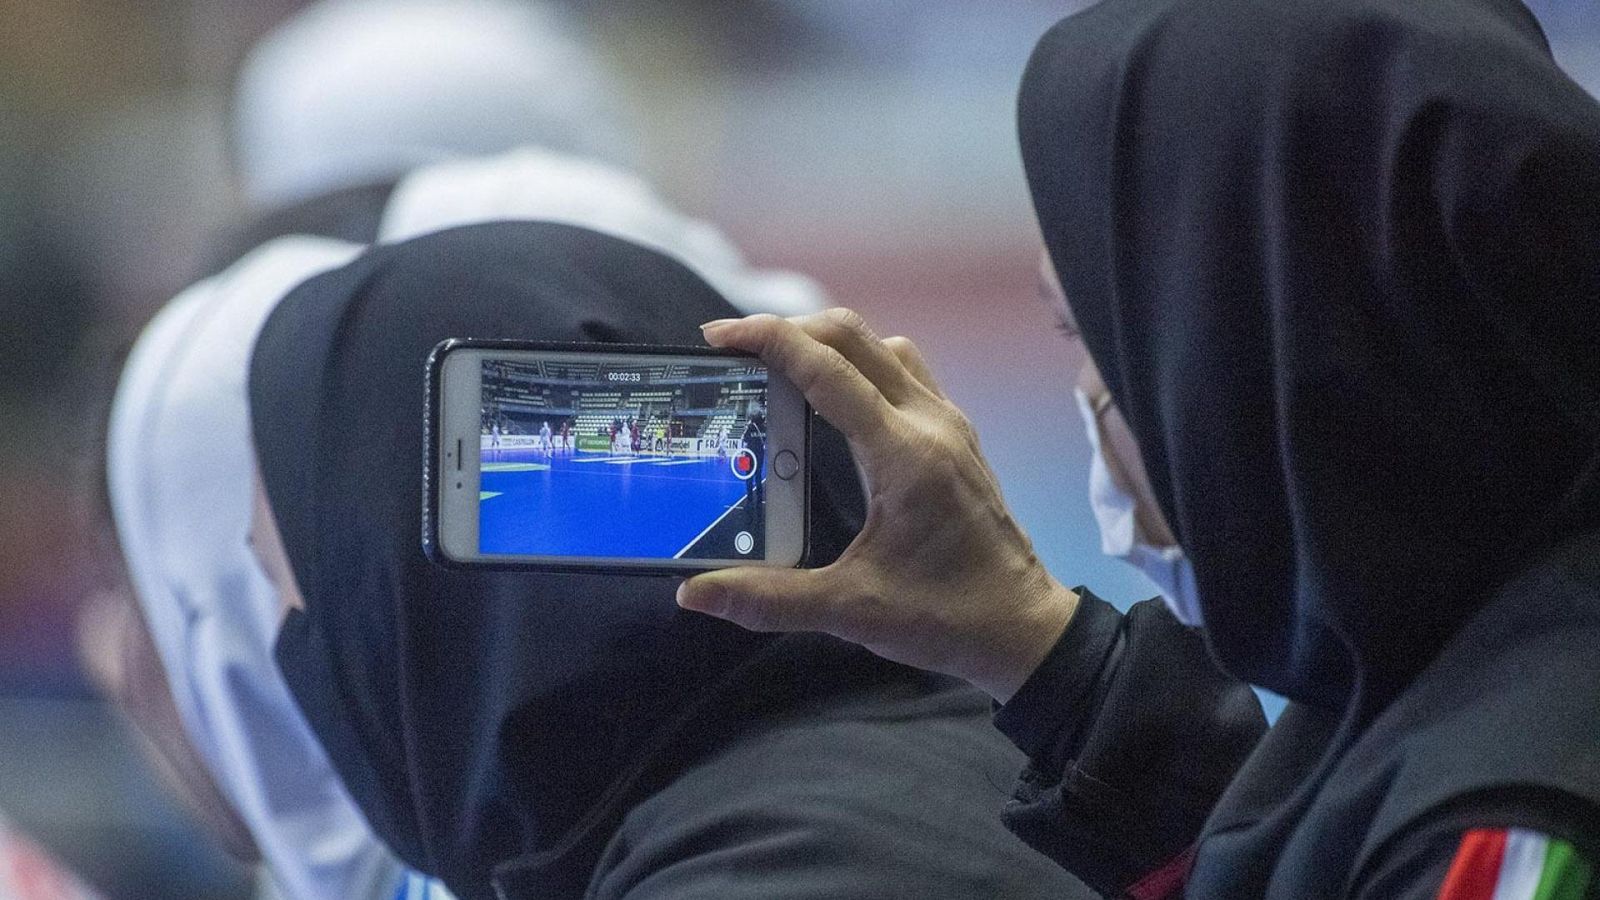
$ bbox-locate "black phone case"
[422,337,813,574]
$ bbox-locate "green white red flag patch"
[1439,828,1593,900]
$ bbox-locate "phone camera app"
[478,357,769,561]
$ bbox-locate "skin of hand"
[677,308,1080,703]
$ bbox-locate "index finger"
[702,314,895,453]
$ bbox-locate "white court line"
[571,456,635,463]
[650,459,709,466]
[673,495,749,559]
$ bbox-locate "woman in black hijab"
[249,221,1094,900]
[677,0,1600,896]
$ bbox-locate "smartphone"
[426,339,809,572]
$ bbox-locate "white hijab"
[233,0,632,211]
[380,147,827,318]
[107,237,415,900]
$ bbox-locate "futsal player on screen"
[539,420,552,456]
[742,412,766,506]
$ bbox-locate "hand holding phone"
[676,310,1080,703]
[426,340,809,572]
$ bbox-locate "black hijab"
[1020,0,1600,709]
[250,222,897,898]
[1021,0,1600,890]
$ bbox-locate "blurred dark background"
[2,2,1596,895]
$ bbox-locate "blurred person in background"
[221,0,631,258]
[0,104,113,900]
[213,0,827,318]
[0,114,98,695]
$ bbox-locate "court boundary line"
[674,495,749,559]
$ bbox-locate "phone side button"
[774,449,800,480]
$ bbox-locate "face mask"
[1074,387,1205,626]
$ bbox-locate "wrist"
[970,570,1080,703]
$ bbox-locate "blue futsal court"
[478,448,763,558]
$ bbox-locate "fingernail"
[700,319,737,331]
[676,581,727,616]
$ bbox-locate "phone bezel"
[423,338,810,573]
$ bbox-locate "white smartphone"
[426,339,809,572]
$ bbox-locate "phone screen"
[476,356,771,561]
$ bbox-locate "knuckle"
[824,306,868,332]
[809,309,866,349]
[812,308,876,349]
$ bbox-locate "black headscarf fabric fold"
[1020,0,1600,708]
[249,222,892,897]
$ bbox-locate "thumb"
[677,566,843,635]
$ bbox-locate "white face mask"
[1074,387,1205,626]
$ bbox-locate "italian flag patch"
[1439,828,1594,900]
